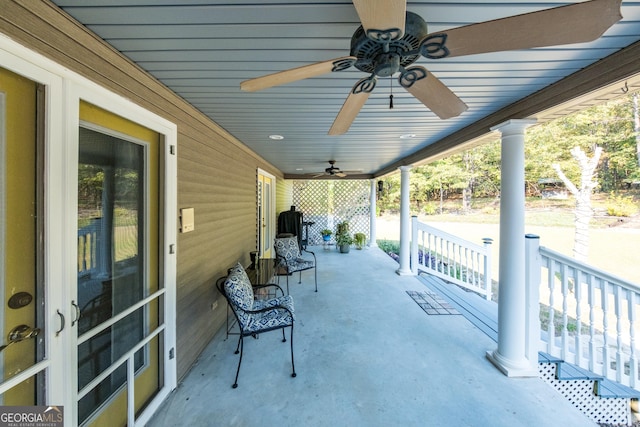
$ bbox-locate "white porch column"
[397,165,412,275]
[369,179,378,248]
[486,119,538,377]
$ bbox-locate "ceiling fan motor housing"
[350,11,429,76]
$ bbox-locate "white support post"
[486,119,538,377]
[525,234,542,369]
[369,179,378,248]
[397,165,413,275]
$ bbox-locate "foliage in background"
[606,193,639,217]
[376,93,640,215]
[377,239,400,256]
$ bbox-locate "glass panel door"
[0,68,45,404]
[77,103,161,426]
[258,171,275,259]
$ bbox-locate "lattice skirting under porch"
[539,362,632,425]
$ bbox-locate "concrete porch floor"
[147,245,595,427]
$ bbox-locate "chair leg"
[298,270,302,284]
[234,334,242,354]
[281,328,286,342]
[289,324,296,378]
[285,272,290,294]
[314,267,318,292]
[233,336,244,388]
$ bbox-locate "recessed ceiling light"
[296,168,304,171]
[269,134,284,140]
[400,133,417,139]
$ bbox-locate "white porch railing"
[410,216,493,300]
[78,218,101,276]
[527,236,640,390]
[409,220,640,390]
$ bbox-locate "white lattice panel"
[539,362,631,425]
[292,180,370,245]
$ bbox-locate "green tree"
[420,158,469,214]
[526,94,638,192]
[377,92,640,214]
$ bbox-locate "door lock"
[0,324,40,352]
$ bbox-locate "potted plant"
[335,232,353,253]
[320,229,332,241]
[353,232,366,250]
[335,221,353,253]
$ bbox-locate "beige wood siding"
[0,0,283,379]
[276,178,294,216]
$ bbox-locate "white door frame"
[257,169,276,258]
[0,33,177,426]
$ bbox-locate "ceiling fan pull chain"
[389,77,394,109]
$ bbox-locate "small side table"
[245,258,276,286]
[301,221,315,249]
[322,238,332,251]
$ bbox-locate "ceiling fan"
[240,0,621,135]
[309,161,359,178]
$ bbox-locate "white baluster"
[561,263,569,361]
[547,258,556,355]
[446,240,455,277]
[602,280,610,378]
[483,238,493,300]
[614,285,624,383]
[438,237,447,273]
[588,275,597,373]
[574,269,583,367]
[629,292,638,388]
[460,245,466,286]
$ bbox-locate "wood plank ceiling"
[51,0,640,178]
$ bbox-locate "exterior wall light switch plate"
[180,207,195,233]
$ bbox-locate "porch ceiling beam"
[283,173,374,180]
[374,40,640,178]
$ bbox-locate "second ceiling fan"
[240,0,621,135]
[309,161,361,178]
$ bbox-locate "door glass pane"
[77,127,150,424]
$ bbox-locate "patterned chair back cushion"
[274,236,301,262]
[224,262,254,311]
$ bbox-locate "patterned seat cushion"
[224,262,295,332]
[285,258,314,271]
[245,295,295,332]
[275,237,315,272]
[224,262,254,311]
[274,236,300,261]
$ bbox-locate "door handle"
[71,300,81,326]
[0,324,41,352]
[56,309,65,336]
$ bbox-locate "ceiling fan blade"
[334,171,348,178]
[420,0,622,59]
[328,76,377,135]
[240,56,357,92]
[399,67,467,120]
[352,0,406,41]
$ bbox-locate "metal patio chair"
[274,235,318,293]
[216,262,296,388]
